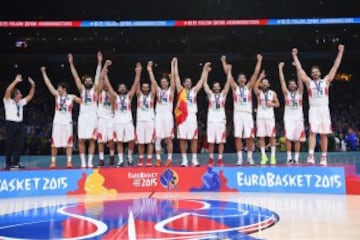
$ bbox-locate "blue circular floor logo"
[0,198,279,239]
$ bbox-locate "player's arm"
[203,63,213,96]
[278,62,289,95]
[293,61,304,95]
[325,44,345,84]
[71,94,82,105]
[253,70,265,96]
[194,62,211,94]
[170,57,176,93]
[173,57,183,92]
[94,51,103,90]
[24,77,36,103]
[134,62,143,97]
[129,62,142,99]
[68,53,83,92]
[102,63,117,101]
[271,92,280,108]
[222,64,232,98]
[147,61,158,97]
[4,74,22,100]
[220,55,229,74]
[292,48,311,86]
[40,66,59,97]
[248,54,263,89]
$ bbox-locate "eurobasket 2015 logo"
[0,198,279,239]
[159,168,179,190]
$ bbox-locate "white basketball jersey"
[308,79,329,108]
[207,93,226,123]
[257,90,275,119]
[156,87,173,113]
[284,90,303,120]
[98,90,113,118]
[53,94,74,124]
[79,87,97,114]
[186,88,197,114]
[114,94,133,123]
[233,85,252,113]
[137,93,154,122]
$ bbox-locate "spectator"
[344,127,358,151]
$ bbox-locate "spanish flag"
[174,88,188,126]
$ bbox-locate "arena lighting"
[335,73,352,81]
[0,17,359,28]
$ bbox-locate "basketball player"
[221,54,263,165]
[68,51,102,168]
[3,74,35,170]
[147,59,175,167]
[41,66,81,169]
[203,63,231,167]
[292,45,344,165]
[136,62,156,167]
[278,62,305,164]
[254,70,280,165]
[101,61,141,167]
[174,59,208,167]
[96,60,116,167]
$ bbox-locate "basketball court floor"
[0,191,359,240]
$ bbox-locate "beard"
[84,83,93,89]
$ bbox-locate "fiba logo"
[159,168,179,190]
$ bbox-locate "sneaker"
[81,163,87,168]
[260,155,268,165]
[88,162,94,168]
[320,157,327,166]
[165,159,172,167]
[146,158,152,167]
[66,162,73,169]
[247,158,255,166]
[127,160,134,166]
[270,156,276,165]
[287,159,294,164]
[181,160,188,167]
[217,159,224,167]
[11,164,26,169]
[49,162,56,169]
[116,162,124,168]
[208,158,214,167]
[192,159,200,167]
[109,156,115,166]
[96,160,105,168]
[138,158,144,167]
[307,155,315,164]
[236,159,243,166]
[155,159,161,167]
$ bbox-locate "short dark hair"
[288,79,297,84]
[81,75,93,82]
[237,72,247,78]
[118,82,127,88]
[58,82,69,91]
[10,88,20,99]
[311,65,321,72]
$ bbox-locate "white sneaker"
[192,159,200,167]
[87,160,93,168]
[320,157,327,166]
[236,159,243,166]
[247,158,255,165]
[181,160,188,167]
[81,163,86,168]
[307,155,315,164]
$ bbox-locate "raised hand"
[259,70,266,79]
[257,54,263,61]
[338,44,345,52]
[147,61,153,71]
[97,51,103,63]
[135,62,142,73]
[278,62,285,68]
[15,74,23,82]
[204,62,212,72]
[28,77,35,86]
[105,60,112,66]
[227,64,232,73]
[68,53,73,63]
[220,55,226,63]
[40,66,46,73]
[292,48,298,56]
